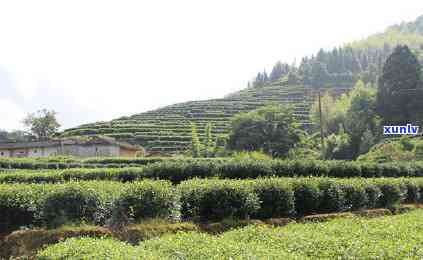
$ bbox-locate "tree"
[322,127,352,160]
[227,105,302,157]
[0,130,34,143]
[376,45,423,125]
[310,91,349,136]
[190,122,201,158]
[22,109,61,140]
[311,81,380,159]
[344,81,381,157]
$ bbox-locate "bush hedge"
[2,177,423,230]
[0,157,229,170]
[3,160,423,184]
[177,177,423,220]
[0,181,175,232]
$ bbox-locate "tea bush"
[178,179,260,221]
[2,177,423,229]
[41,186,101,227]
[113,180,176,221]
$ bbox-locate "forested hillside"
[62,15,423,155]
[254,15,423,88]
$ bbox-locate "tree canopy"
[22,109,61,141]
[376,45,423,125]
[227,105,302,157]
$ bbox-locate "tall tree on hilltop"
[376,45,423,125]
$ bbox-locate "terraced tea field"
[62,84,351,154]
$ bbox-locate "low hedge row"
[2,177,423,230]
[0,157,229,170]
[178,178,423,221]
[0,180,174,232]
[3,160,423,183]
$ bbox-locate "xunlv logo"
[383,124,419,135]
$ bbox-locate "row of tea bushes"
[3,160,423,183]
[0,180,174,232]
[0,157,229,170]
[2,177,423,230]
[178,177,422,221]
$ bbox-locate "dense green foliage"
[2,176,422,229]
[22,109,61,140]
[0,156,229,170]
[38,210,423,259]
[0,181,175,232]
[311,81,381,159]
[251,16,423,90]
[4,160,423,184]
[358,137,423,162]
[227,105,302,157]
[0,129,34,143]
[376,45,423,125]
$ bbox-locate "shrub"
[318,181,346,213]
[376,181,405,208]
[113,181,176,221]
[178,179,260,221]
[250,179,295,218]
[360,163,382,178]
[364,184,382,209]
[144,161,216,183]
[327,161,361,177]
[218,160,273,179]
[342,184,368,210]
[404,181,421,203]
[41,186,101,227]
[293,181,321,215]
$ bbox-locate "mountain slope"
[63,15,423,155]
[63,84,336,154]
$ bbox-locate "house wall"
[28,147,59,157]
[0,150,11,157]
[0,144,135,158]
[41,147,61,157]
[10,149,29,157]
[62,145,120,157]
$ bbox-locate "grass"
[36,209,423,259]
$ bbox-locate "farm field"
[36,209,423,259]
[2,158,423,258]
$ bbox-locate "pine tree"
[190,122,201,158]
[376,45,423,125]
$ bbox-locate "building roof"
[0,136,142,151]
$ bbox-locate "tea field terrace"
[62,84,351,154]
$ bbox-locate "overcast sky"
[1,1,423,131]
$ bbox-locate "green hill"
[63,84,342,154]
[62,15,423,155]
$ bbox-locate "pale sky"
[1,1,423,131]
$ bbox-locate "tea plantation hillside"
[60,15,423,155]
[62,84,351,154]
